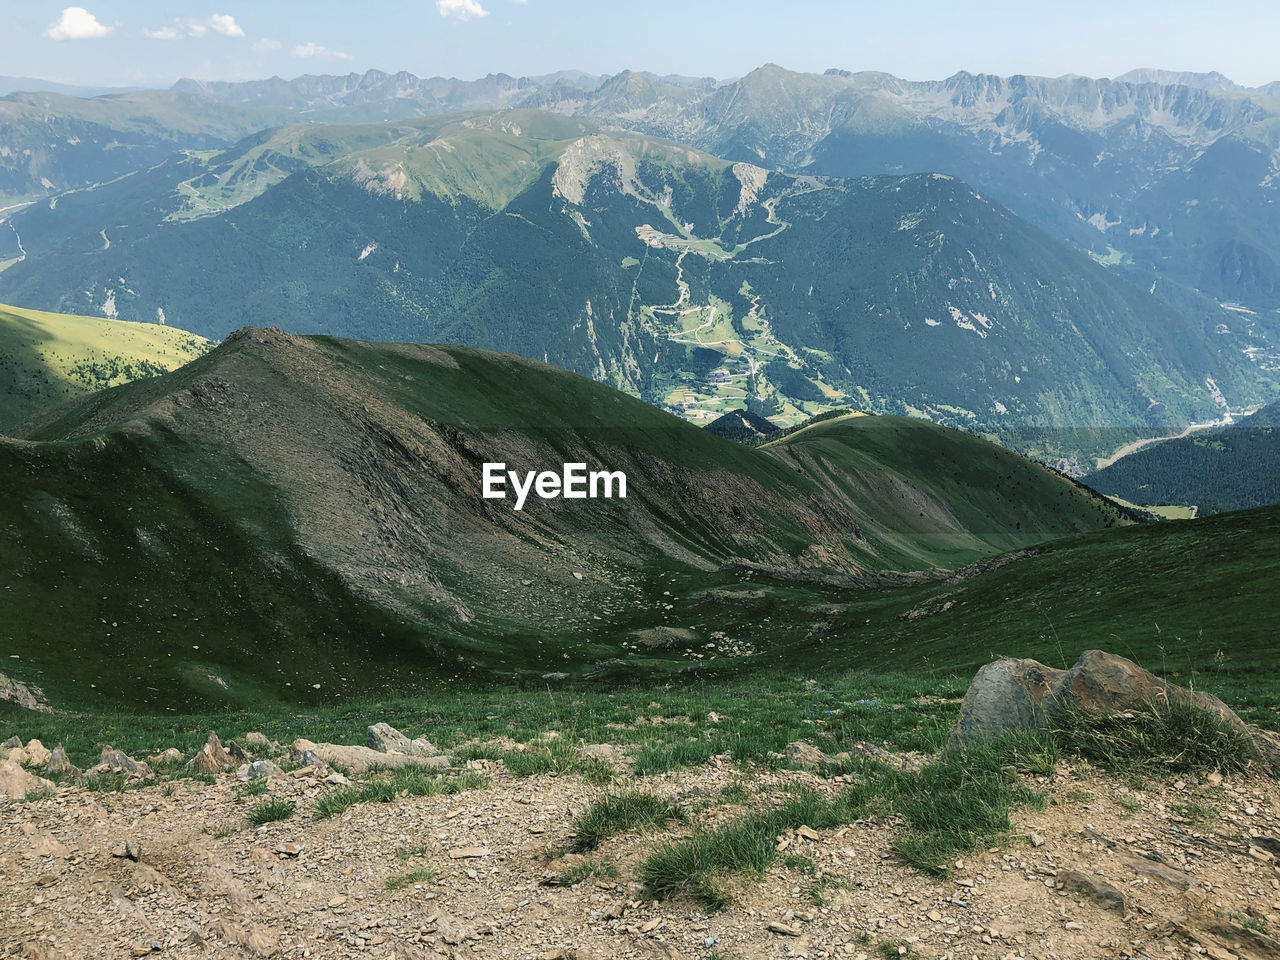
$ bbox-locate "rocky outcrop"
[186,732,235,774]
[93,748,153,780]
[237,760,287,782]
[0,673,51,712]
[950,649,1279,765]
[0,758,54,798]
[46,744,80,778]
[291,736,450,776]
[366,722,437,757]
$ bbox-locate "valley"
[0,36,1279,960]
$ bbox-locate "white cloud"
[437,0,489,21]
[292,42,352,61]
[143,14,244,40]
[207,14,244,37]
[252,38,282,54]
[43,7,112,40]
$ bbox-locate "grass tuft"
[313,768,487,820]
[640,733,1054,907]
[1050,700,1259,775]
[555,857,619,886]
[247,798,295,825]
[568,791,684,853]
[385,868,434,890]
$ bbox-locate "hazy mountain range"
[2,64,1280,465]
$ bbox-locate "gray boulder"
[366,722,437,757]
[94,748,153,780]
[950,649,1279,766]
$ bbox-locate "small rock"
[148,748,183,765]
[237,760,286,782]
[226,741,251,762]
[1060,869,1125,912]
[328,896,346,908]
[0,758,55,798]
[243,731,271,748]
[1,735,19,749]
[784,742,828,768]
[95,748,153,780]
[275,842,303,857]
[1030,833,1046,847]
[366,722,438,757]
[767,920,802,936]
[448,847,491,859]
[111,841,141,862]
[23,739,50,766]
[185,731,234,774]
[45,744,79,778]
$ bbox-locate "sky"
[2,0,1279,90]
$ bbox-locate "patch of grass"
[1051,700,1260,775]
[1170,801,1217,824]
[556,857,619,886]
[631,739,720,776]
[569,791,684,853]
[717,781,751,804]
[878,941,911,959]
[247,798,295,825]
[640,733,1052,907]
[1117,793,1141,814]
[782,853,817,875]
[385,868,434,890]
[313,768,488,820]
[212,823,236,839]
[501,741,614,785]
[395,843,432,861]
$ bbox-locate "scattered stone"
[186,732,235,774]
[784,742,829,768]
[0,758,54,799]
[23,739,50,766]
[1,735,20,749]
[1030,833,1046,847]
[449,847,491,859]
[45,744,79,778]
[148,748,183,765]
[290,737,448,775]
[111,842,141,862]
[1059,869,1125,912]
[767,920,802,936]
[243,731,271,748]
[237,760,287,782]
[366,722,438,757]
[226,740,251,762]
[94,748,153,780]
[0,673,51,712]
[275,842,303,857]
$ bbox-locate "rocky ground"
[3,728,1280,960]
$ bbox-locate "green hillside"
[2,111,1270,462]
[1086,401,1280,513]
[0,329,1127,712]
[0,302,211,432]
[763,413,1137,570]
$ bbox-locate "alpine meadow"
[2,4,1280,959]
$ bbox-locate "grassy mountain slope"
[1,111,1270,462]
[1086,401,1280,513]
[762,413,1136,570]
[0,329,1126,712]
[0,302,210,432]
[0,90,265,201]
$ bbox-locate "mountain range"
[1,109,1273,463]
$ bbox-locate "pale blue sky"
[2,0,1278,89]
